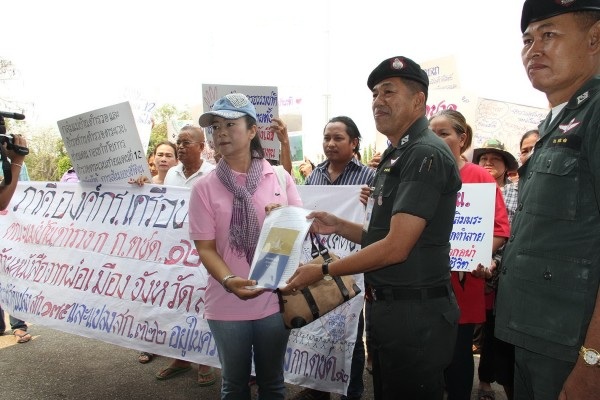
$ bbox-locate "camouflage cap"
[473,139,519,171]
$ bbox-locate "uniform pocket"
[506,250,593,346]
[527,150,578,220]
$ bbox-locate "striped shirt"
[501,181,518,225]
[305,157,375,186]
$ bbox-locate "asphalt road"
[0,319,507,400]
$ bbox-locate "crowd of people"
[3,1,600,399]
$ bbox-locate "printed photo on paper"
[248,206,313,289]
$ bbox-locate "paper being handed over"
[247,206,313,289]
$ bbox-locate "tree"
[147,104,191,156]
[2,97,194,181]
[23,126,64,181]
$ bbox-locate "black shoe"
[289,388,330,400]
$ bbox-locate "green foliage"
[57,155,72,178]
[25,127,63,181]
[147,104,191,156]
[292,165,306,185]
[1,103,193,181]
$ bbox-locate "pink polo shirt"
[188,159,302,321]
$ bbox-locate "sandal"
[138,352,154,364]
[155,365,192,380]
[478,389,496,400]
[198,366,217,387]
[14,329,31,344]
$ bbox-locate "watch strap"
[322,262,330,276]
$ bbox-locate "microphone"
[0,111,26,120]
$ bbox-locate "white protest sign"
[473,98,548,157]
[123,87,157,155]
[374,90,478,153]
[57,102,151,183]
[202,84,280,161]
[0,183,364,396]
[450,183,495,271]
[166,119,194,142]
[421,55,461,91]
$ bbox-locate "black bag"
[278,234,361,329]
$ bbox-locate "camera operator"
[0,133,28,210]
[0,114,32,343]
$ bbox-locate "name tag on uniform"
[363,197,374,231]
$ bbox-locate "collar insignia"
[400,135,409,145]
[577,91,589,105]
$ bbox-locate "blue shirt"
[305,157,375,186]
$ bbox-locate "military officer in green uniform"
[495,1,600,399]
[284,56,461,400]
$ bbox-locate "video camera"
[0,133,29,156]
[0,110,29,185]
[0,111,29,156]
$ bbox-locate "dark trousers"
[371,295,459,400]
[513,346,573,400]
[444,323,475,400]
[341,309,365,399]
[0,306,27,333]
[478,308,514,387]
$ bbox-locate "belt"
[371,285,449,301]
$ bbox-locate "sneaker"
[289,388,330,400]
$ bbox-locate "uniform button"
[546,160,551,168]
[502,267,507,274]
[518,203,523,211]
[543,270,552,280]
[528,172,533,178]
[509,235,515,242]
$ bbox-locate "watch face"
[584,349,599,365]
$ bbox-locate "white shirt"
[164,160,215,188]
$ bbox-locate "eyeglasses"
[176,140,201,147]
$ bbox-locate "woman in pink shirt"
[189,93,302,399]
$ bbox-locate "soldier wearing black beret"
[285,55,461,399]
[521,0,600,32]
[366,56,429,96]
[495,1,600,399]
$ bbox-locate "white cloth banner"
[0,182,365,395]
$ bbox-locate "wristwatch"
[322,262,333,281]
[579,346,600,367]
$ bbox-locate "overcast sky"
[3,0,547,155]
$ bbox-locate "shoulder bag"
[277,234,361,329]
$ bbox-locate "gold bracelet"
[11,162,22,168]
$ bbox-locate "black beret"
[521,0,600,33]
[367,56,429,92]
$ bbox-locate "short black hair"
[325,116,362,153]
